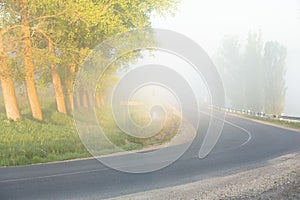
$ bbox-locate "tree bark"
[87,90,94,108]
[95,95,101,109]
[66,91,74,110]
[0,32,21,121]
[77,92,81,108]
[49,44,66,114]
[65,64,76,111]
[81,90,88,108]
[21,0,43,120]
[74,92,81,108]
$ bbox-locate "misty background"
[151,0,300,116]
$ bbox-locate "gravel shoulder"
[108,152,300,200]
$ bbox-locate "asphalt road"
[1,112,300,200]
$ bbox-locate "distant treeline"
[215,31,286,115]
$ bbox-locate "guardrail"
[279,115,300,122]
[217,107,300,122]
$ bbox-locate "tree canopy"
[0,0,178,121]
[216,31,287,114]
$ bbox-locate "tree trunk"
[87,90,94,108]
[0,74,22,121]
[21,0,43,120]
[65,64,76,111]
[75,92,81,108]
[66,91,74,110]
[0,32,21,121]
[95,95,101,109]
[81,90,88,108]
[49,44,66,114]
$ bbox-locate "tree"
[18,0,43,120]
[262,41,286,114]
[1,0,45,120]
[55,0,178,112]
[215,35,244,108]
[0,3,21,120]
[22,0,72,115]
[0,0,178,120]
[243,31,264,111]
[216,31,287,114]
[0,30,21,120]
[49,43,67,114]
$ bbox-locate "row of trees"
[216,31,287,114]
[0,0,177,121]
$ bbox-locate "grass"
[0,102,180,167]
[237,113,300,130]
[96,106,180,150]
[0,111,91,167]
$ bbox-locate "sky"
[151,0,300,116]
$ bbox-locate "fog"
[151,0,300,116]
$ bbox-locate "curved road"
[1,113,300,199]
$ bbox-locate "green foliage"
[243,31,264,111]
[1,0,178,116]
[0,0,180,165]
[215,35,244,108]
[216,31,287,114]
[262,41,287,114]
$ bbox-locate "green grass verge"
[0,104,180,167]
[0,111,91,167]
[237,114,300,130]
[96,106,180,150]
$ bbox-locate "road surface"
[1,112,300,199]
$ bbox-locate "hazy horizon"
[151,0,300,116]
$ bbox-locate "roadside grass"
[0,103,180,167]
[96,106,180,150]
[237,114,300,130]
[0,109,90,167]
